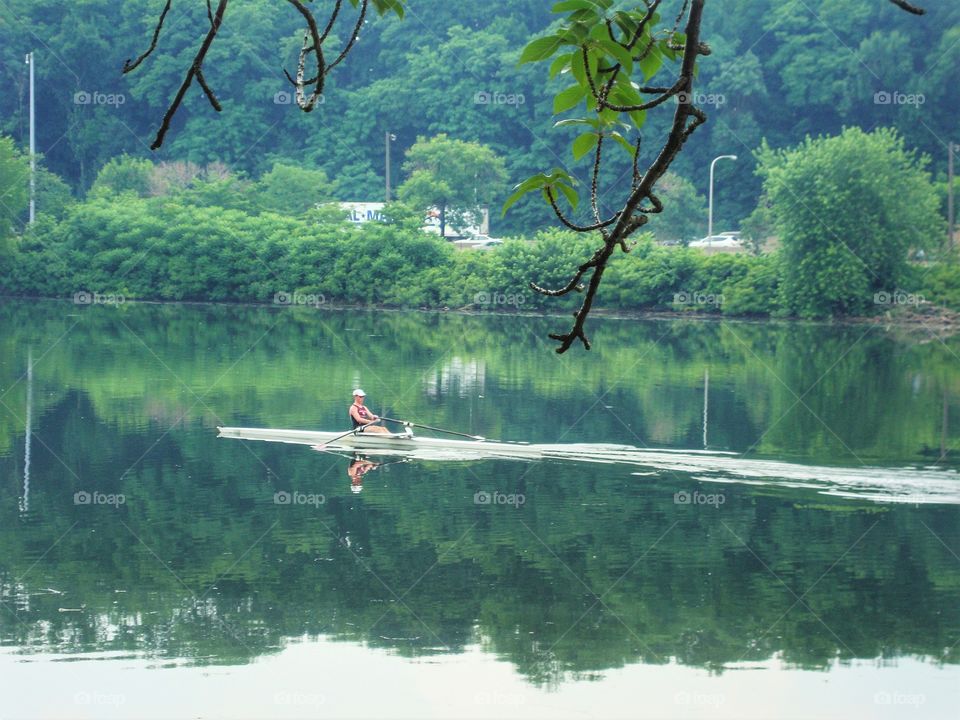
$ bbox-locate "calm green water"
[1,299,958,719]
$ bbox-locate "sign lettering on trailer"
[336,202,489,239]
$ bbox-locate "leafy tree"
[649,172,707,243]
[0,135,28,241]
[89,154,154,197]
[754,127,942,317]
[34,165,75,220]
[254,162,336,215]
[398,134,507,238]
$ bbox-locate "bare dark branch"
[888,0,925,14]
[545,188,618,234]
[319,0,344,44]
[122,0,172,74]
[125,0,378,146]
[590,135,604,231]
[195,69,222,111]
[286,0,327,111]
[148,0,229,150]
[327,0,368,72]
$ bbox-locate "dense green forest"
[1,0,958,233]
[0,1,957,326]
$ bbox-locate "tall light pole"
[385,132,396,202]
[708,154,737,242]
[20,348,32,515]
[25,52,36,224]
[702,367,709,450]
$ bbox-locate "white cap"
[351,484,363,494]
[353,388,366,397]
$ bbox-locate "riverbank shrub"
[5,192,953,318]
[753,128,942,318]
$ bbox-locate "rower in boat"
[349,389,390,434]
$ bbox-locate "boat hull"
[216,426,543,458]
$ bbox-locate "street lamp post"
[385,132,397,202]
[25,52,36,224]
[708,154,737,243]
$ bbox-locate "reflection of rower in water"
[347,455,380,493]
[349,389,390,433]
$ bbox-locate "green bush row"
[1,194,955,316]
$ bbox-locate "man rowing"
[349,389,390,433]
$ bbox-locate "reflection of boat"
[217,426,960,506]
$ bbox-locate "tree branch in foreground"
[510,0,927,352]
[123,0,403,149]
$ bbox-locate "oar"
[313,425,362,450]
[378,416,487,442]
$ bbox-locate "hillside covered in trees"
[1,0,957,236]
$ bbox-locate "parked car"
[690,235,743,248]
[454,235,503,250]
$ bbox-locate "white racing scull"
[215,425,960,505]
[217,426,545,459]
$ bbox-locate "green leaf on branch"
[554,84,587,114]
[612,10,639,36]
[596,38,633,74]
[558,22,592,45]
[555,118,600,129]
[608,131,636,157]
[628,109,647,130]
[638,48,663,79]
[503,174,550,215]
[549,53,574,79]
[570,46,600,87]
[552,0,602,14]
[503,168,578,215]
[367,0,406,18]
[572,132,599,160]
[519,36,563,64]
[553,182,580,209]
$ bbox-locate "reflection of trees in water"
[423,357,486,399]
[3,301,960,463]
[0,391,958,684]
[1,302,960,683]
